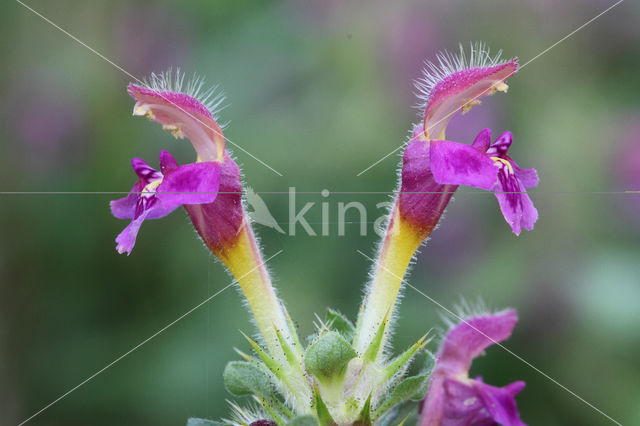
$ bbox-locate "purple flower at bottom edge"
[419,310,526,426]
[429,129,539,235]
[110,150,220,255]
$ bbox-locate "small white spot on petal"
[464,397,478,406]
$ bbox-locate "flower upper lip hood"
[127,70,227,162]
[415,43,518,140]
[419,310,526,426]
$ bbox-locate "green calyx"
[209,309,433,426]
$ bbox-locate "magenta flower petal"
[489,130,513,154]
[471,128,492,152]
[398,137,457,233]
[131,157,163,183]
[111,150,222,254]
[430,140,498,190]
[156,151,220,211]
[492,158,538,235]
[184,153,244,253]
[111,158,165,219]
[493,184,538,235]
[513,164,539,188]
[159,149,179,172]
[473,380,526,426]
[420,310,526,426]
[437,378,526,426]
[441,378,493,425]
[438,310,518,374]
[485,131,538,234]
[111,181,144,219]
[115,209,151,255]
[401,128,539,235]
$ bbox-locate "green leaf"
[357,394,373,424]
[241,332,288,384]
[285,310,304,358]
[223,361,274,399]
[363,310,391,363]
[287,415,320,426]
[224,361,294,421]
[255,396,287,426]
[381,333,429,382]
[313,382,335,426]
[186,419,226,426]
[274,325,303,372]
[372,373,430,419]
[325,309,355,342]
[305,331,356,380]
[375,400,421,426]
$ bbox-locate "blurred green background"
[1,0,639,425]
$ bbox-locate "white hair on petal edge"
[413,42,513,113]
[438,297,493,333]
[140,67,229,126]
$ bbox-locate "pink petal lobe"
[493,177,538,235]
[399,137,457,233]
[110,181,143,219]
[471,128,492,152]
[430,140,497,190]
[157,161,221,211]
[184,154,244,252]
[473,380,527,426]
[438,310,518,374]
[115,209,151,255]
[513,164,539,188]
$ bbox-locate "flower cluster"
[110,44,535,425]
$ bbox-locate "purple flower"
[357,46,531,354]
[118,72,296,366]
[397,45,528,236]
[419,310,526,426]
[111,151,220,255]
[398,45,538,235]
[111,70,234,254]
[429,129,539,235]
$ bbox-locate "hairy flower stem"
[211,216,294,364]
[353,203,427,356]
